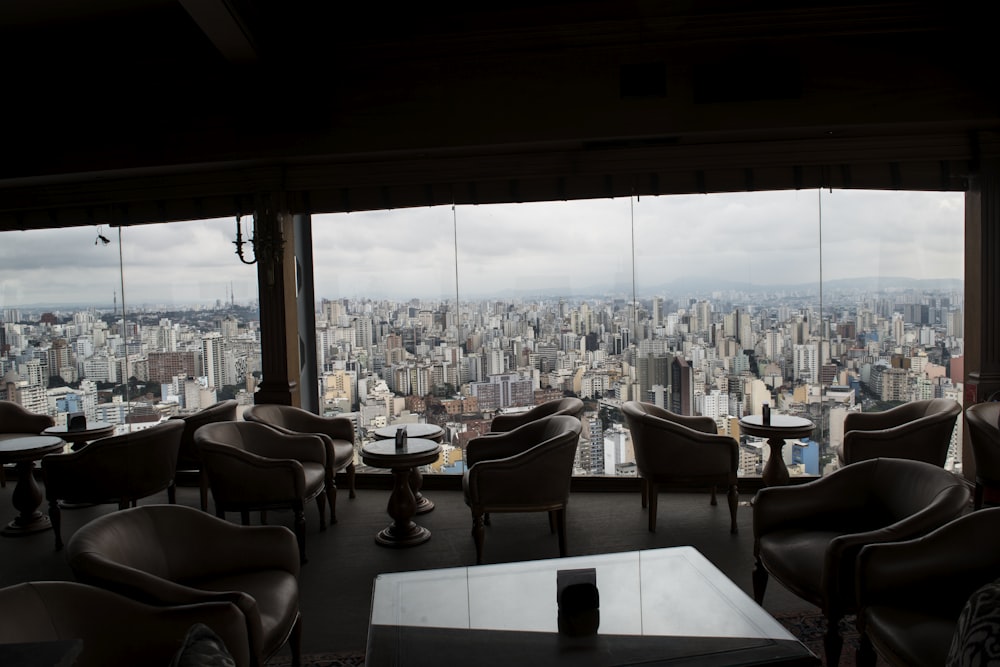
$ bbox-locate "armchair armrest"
[466,439,573,507]
[467,431,536,466]
[753,470,872,536]
[246,432,326,465]
[200,445,306,501]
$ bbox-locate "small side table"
[361,438,441,548]
[43,422,114,450]
[0,435,66,536]
[373,424,444,514]
[739,415,815,487]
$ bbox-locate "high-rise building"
[201,333,225,389]
[670,356,693,416]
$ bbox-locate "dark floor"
[0,476,812,661]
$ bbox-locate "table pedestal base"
[377,468,432,548]
[409,468,435,514]
[761,438,790,487]
[4,461,51,536]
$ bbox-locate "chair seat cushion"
[302,462,326,495]
[189,570,299,657]
[758,529,844,608]
[865,606,955,667]
[329,439,354,470]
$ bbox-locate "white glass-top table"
[366,546,818,666]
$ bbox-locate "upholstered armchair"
[487,397,584,433]
[622,401,739,534]
[168,399,238,511]
[194,420,327,563]
[243,403,356,522]
[965,401,1000,509]
[41,419,183,550]
[0,400,55,487]
[753,457,970,667]
[0,580,252,667]
[837,398,961,466]
[66,504,302,667]
[464,414,582,565]
[855,508,1000,667]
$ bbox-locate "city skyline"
[0,189,964,308]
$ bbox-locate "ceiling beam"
[177,0,257,64]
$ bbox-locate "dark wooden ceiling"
[1,1,996,229]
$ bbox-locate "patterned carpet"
[775,611,890,666]
[267,652,365,667]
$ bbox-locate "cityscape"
[0,279,965,480]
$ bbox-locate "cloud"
[0,190,964,307]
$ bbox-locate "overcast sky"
[0,189,964,309]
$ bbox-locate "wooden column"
[964,152,1000,482]
[252,194,301,407]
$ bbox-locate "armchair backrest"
[966,402,1000,483]
[0,399,55,434]
[488,397,584,433]
[842,398,961,465]
[42,420,183,503]
[244,403,355,442]
[169,399,238,468]
[622,401,738,477]
[0,581,252,667]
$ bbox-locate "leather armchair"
[855,508,1000,667]
[487,397,584,433]
[66,504,302,667]
[965,402,1000,509]
[622,401,739,533]
[41,419,184,550]
[464,414,582,564]
[752,457,970,667]
[168,399,238,511]
[243,403,356,522]
[0,400,55,487]
[194,420,327,563]
[0,580,251,667]
[837,398,961,466]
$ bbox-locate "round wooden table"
[361,438,441,548]
[373,424,444,514]
[43,422,114,450]
[739,414,815,487]
[0,435,66,536]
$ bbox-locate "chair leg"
[548,510,556,534]
[167,482,176,504]
[727,484,739,534]
[823,612,844,667]
[295,506,307,564]
[641,477,647,508]
[327,479,338,525]
[857,630,877,667]
[752,556,768,604]
[289,613,303,667]
[240,510,250,525]
[316,493,327,531]
[647,482,658,532]
[975,481,984,510]
[347,462,357,499]
[554,508,567,557]
[199,470,210,512]
[51,501,63,551]
[710,486,718,506]
[472,513,486,565]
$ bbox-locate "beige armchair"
[0,400,55,487]
[837,398,961,466]
[487,397,584,433]
[66,504,302,667]
[194,420,327,563]
[168,399,238,511]
[965,401,1000,509]
[753,457,970,667]
[0,580,252,667]
[855,508,1000,667]
[41,419,183,550]
[243,403,356,522]
[464,414,582,564]
[622,401,739,533]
